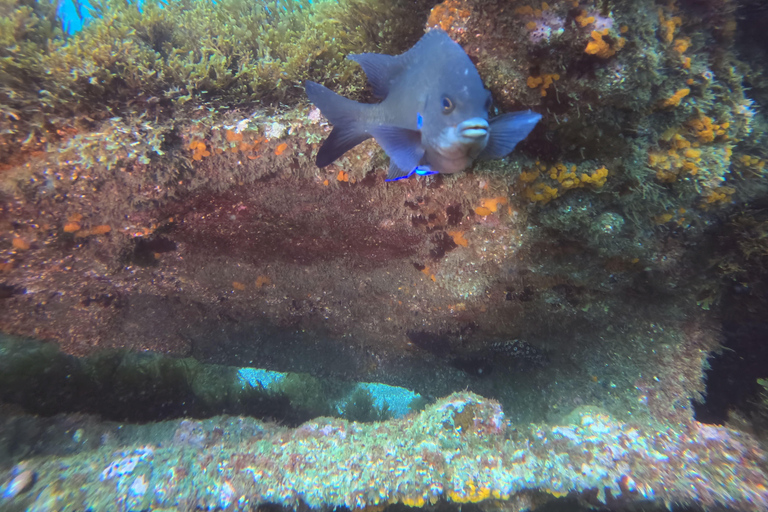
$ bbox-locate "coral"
[673,37,690,54]
[575,11,596,27]
[687,115,729,143]
[524,183,559,204]
[427,0,471,33]
[447,230,468,247]
[661,87,690,108]
[477,196,508,214]
[575,9,613,32]
[658,6,682,44]
[11,237,29,251]
[647,114,734,198]
[517,162,609,204]
[5,393,768,511]
[526,73,560,97]
[584,29,625,59]
[418,264,436,282]
[648,135,700,183]
[654,208,688,226]
[703,186,735,206]
[255,275,271,288]
[189,140,211,161]
[517,4,565,44]
[581,166,608,187]
[424,0,764,241]
[75,225,112,238]
[275,143,289,156]
[737,154,767,176]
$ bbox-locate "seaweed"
[0,0,434,164]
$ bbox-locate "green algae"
[341,386,392,422]
[0,0,433,163]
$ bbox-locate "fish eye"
[441,96,454,113]
[485,96,492,110]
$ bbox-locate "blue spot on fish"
[417,112,423,129]
[385,165,437,182]
[415,166,438,176]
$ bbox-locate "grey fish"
[305,29,541,181]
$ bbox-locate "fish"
[305,29,542,181]
[2,468,35,500]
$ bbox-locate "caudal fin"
[305,81,371,167]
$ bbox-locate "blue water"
[58,0,89,33]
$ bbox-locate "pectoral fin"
[369,125,425,175]
[479,110,542,159]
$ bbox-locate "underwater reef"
[3,392,768,511]
[2,0,768,510]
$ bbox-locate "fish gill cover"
[0,0,768,511]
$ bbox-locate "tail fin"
[305,81,371,167]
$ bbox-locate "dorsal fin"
[347,53,405,99]
[347,29,453,99]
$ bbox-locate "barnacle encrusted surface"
[1,0,768,509]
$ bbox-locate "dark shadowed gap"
[694,322,768,424]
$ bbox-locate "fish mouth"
[458,118,490,140]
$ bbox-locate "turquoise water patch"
[58,0,90,33]
[339,382,420,418]
[237,367,419,419]
[237,368,287,390]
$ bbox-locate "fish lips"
[457,118,490,143]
